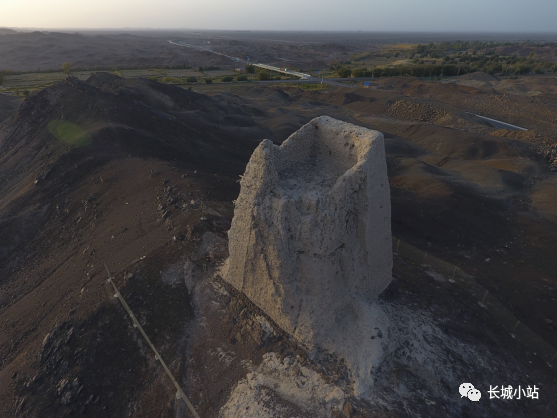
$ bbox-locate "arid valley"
[1,27,557,418]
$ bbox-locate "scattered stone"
[26,373,43,388]
[60,378,82,405]
[57,378,69,395]
[65,327,74,343]
[15,397,25,414]
[343,400,354,417]
[42,332,53,348]
[387,100,447,123]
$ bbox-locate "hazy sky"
[1,0,556,32]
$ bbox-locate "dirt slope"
[2,76,557,417]
[0,94,22,123]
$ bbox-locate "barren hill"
[1,75,557,417]
[0,28,18,35]
[458,71,500,82]
[0,94,22,123]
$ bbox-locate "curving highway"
[168,40,355,87]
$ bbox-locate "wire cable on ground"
[104,263,201,418]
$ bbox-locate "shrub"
[14,87,19,96]
[350,51,373,61]
[22,89,30,98]
[515,64,531,75]
[62,62,71,74]
[161,77,180,83]
[0,73,3,85]
[222,76,233,82]
[237,75,248,81]
[300,83,327,90]
[186,76,197,83]
[441,64,457,76]
[351,68,367,78]
[245,64,256,74]
[204,78,212,84]
[337,68,351,78]
[258,71,270,81]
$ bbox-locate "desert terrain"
[0,30,376,73]
[1,31,557,418]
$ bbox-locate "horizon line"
[2,27,557,35]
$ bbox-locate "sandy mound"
[459,71,500,82]
[387,100,447,123]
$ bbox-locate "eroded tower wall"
[222,116,392,348]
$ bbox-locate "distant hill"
[0,28,18,35]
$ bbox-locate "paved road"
[251,63,311,79]
[168,40,355,88]
[466,113,527,131]
[168,40,242,64]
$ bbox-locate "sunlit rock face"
[222,116,392,396]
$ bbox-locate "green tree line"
[338,61,555,78]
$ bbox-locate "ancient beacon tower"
[222,116,392,380]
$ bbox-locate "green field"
[0,67,244,94]
[0,64,315,97]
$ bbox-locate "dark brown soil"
[1,72,557,417]
[0,94,22,123]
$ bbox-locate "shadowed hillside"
[1,73,557,417]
